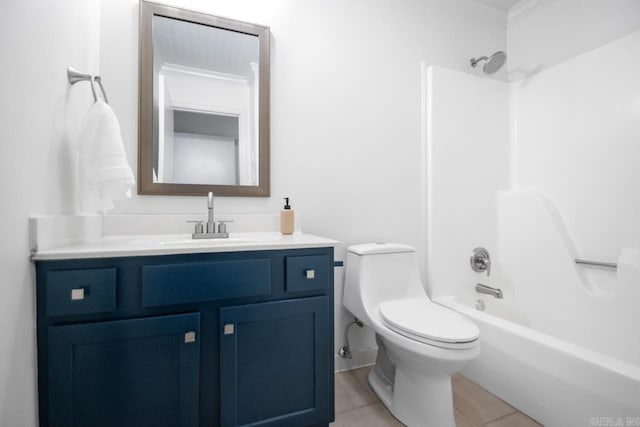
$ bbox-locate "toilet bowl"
[343,243,480,427]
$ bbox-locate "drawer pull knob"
[70,288,85,301]
[305,269,315,279]
[223,324,235,335]
[184,331,196,343]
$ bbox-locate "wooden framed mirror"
[139,1,270,196]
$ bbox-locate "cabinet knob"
[223,324,235,335]
[305,269,315,279]
[184,331,196,343]
[70,288,85,301]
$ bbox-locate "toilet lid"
[379,298,479,348]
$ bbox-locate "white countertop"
[32,232,337,260]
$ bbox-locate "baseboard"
[334,348,377,373]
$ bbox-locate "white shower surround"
[425,29,640,425]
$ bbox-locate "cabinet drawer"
[46,268,117,317]
[285,255,329,292]
[142,259,271,308]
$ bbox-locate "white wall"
[0,1,101,425]
[0,1,505,423]
[98,0,507,369]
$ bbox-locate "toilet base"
[369,367,455,427]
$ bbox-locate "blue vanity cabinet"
[220,297,328,427]
[35,247,334,427]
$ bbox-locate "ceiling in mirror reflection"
[153,15,259,76]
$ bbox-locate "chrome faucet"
[476,283,503,299]
[207,191,215,234]
[189,191,231,239]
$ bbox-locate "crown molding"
[508,0,553,28]
[161,63,247,84]
[429,0,509,28]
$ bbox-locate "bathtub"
[435,295,640,427]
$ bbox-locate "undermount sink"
[124,232,295,248]
[126,234,255,246]
[158,237,253,246]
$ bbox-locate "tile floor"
[330,367,542,427]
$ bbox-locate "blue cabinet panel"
[285,255,330,293]
[46,268,116,316]
[49,313,200,427]
[220,297,329,427]
[142,259,271,307]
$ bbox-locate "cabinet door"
[220,297,329,427]
[49,313,200,427]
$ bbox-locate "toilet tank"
[343,243,426,326]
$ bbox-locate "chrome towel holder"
[67,66,109,104]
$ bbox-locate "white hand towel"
[77,99,135,213]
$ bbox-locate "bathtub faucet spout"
[476,283,503,299]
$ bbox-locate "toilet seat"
[379,298,479,349]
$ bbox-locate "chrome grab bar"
[475,283,503,299]
[574,259,617,269]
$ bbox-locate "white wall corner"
[29,214,104,254]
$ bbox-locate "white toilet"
[343,243,480,427]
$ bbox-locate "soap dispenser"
[280,197,294,235]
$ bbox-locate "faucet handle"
[483,257,491,277]
[207,191,214,208]
[217,220,234,234]
[470,247,491,277]
[186,220,204,234]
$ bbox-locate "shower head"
[470,51,507,75]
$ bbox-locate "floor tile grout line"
[335,401,382,417]
[455,408,479,427]
[480,408,519,426]
[334,370,379,414]
[335,399,380,415]
[453,373,520,425]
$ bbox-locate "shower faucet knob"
[470,247,491,277]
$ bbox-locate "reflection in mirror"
[153,16,259,186]
[139,1,270,196]
[164,111,240,185]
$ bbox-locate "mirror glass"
[139,1,270,196]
